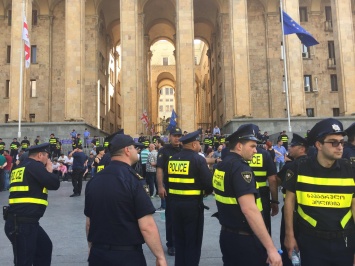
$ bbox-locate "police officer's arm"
[197,157,213,194]
[85,217,92,249]
[238,194,282,265]
[138,215,167,266]
[284,190,298,257]
[268,174,279,216]
[156,150,167,198]
[283,166,298,258]
[29,161,60,190]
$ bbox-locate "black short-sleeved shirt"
[214,152,259,230]
[157,144,182,183]
[84,160,156,245]
[98,152,111,168]
[283,157,355,230]
[168,149,213,198]
[250,147,277,183]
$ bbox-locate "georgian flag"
[22,16,30,68]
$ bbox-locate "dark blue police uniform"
[212,125,267,266]
[85,160,155,266]
[284,118,355,266]
[168,131,213,266]
[156,127,182,253]
[278,133,308,266]
[4,143,60,266]
[249,146,277,235]
[344,122,355,163]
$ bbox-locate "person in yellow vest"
[49,133,57,158]
[284,118,355,265]
[21,136,30,150]
[0,138,5,154]
[212,124,281,266]
[280,130,289,150]
[4,143,60,265]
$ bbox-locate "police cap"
[226,124,260,142]
[179,130,200,144]
[109,134,144,153]
[27,143,51,155]
[104,129,125,142]
[169,127,183,136]
[307,118,345,145]
[290,133,308,147]
[345,122,355,138]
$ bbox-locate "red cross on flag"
[22,16,31,68]
[140,110,149,125]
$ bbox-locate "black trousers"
[259,187,271,235]
[220,229,267,266]
[72,168,84,195]
[5,220,52,266]
[88,246,146,266]
[298,230,355,266]
[279,206,293,266]
[170,199,204,266]
[165,195,174,248]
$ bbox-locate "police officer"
[284,118,355,265]
[76,134,83,149]
[280,130,289,150]
[20,136,30,150]
[248,128,278,235]
[138,132,146,144]
[343,122,355,163]
[49,133,57,158]
[84,134,167,266]
[212,124,282,266]
[167,131,213,266]
[0,138,6,154]
[277,133,308,266]
[152,132,161,144]
[10,138,21,160]
[4,143,60,266]
[97,130,125,171]
[157,126,183,256]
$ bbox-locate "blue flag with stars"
[167,109,178,131]
[282,10,319,47]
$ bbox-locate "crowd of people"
[3,118,355,266]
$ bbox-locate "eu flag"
[167,109,178,131]
[282,10,319,47]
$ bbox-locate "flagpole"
[18,0,25,139]
[280,0,292,133]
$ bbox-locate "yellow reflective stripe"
[215,194,237,204]
[9,186,29,192]
[9,198,48,206]
[296,191,352,208]
[341,210,352,228]
[168,177,195,184]
[256,198,263,211]
[297,206,317,227]
[43,188,48,194]
[97,165,104,172]
[298,175,355,186]
[168,189,201,195]
[253,171,267,177]
[256,181,267,187]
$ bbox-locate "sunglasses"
[322,140,345,147]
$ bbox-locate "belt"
[92,243,142,251]
[299,224,355,240]
[221,225,252,236]
[6,214,39,223]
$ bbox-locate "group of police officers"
[3,117,355,266]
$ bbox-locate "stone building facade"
[0,0,355,136]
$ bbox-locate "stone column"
[9,0,32,122]
[283,1,306,116]
[65,0,85,120]
[175,0,195,132]
[120,0,138,134]
[331,0,355,115]
[229,0,251,117]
